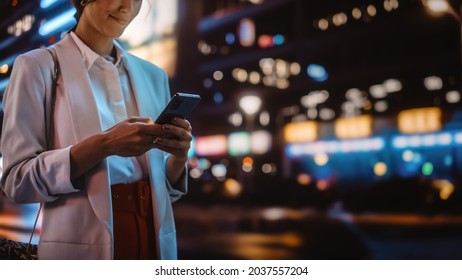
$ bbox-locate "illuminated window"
[397,107,442,134]
[283,121,318,143]
[335,115,372,139]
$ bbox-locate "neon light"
[39,8,76,36]
[392,132,454,149]
[393,136,407,149]
[273,34,285,45]
[421,134,437,147]
[422,162,434,176]
[307,64,328,82]
[285,137,385,157]
[454,132,462,144]
[437,133,452,145]
[195,135,227,157]
[40,0,60,9]
[228,132,251,156]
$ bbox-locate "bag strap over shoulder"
[0,47,61,254]
[26,47,61,249]
[45,47,60,151]
[0,46,61,253]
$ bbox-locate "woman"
[0,0,191,259]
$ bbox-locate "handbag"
[0,212,40,260]
[0,47,60,260]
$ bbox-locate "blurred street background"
[1,0,462,259]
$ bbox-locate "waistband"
[111,180,152,218]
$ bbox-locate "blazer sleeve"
[164,152,188,203]
[0,51,78,204]
[160,69,187,202]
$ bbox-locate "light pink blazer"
[0,35,187,259]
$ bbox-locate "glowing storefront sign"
[397,107,442,134]
[283,121,318,143]
[335,115,372,139]
[392,132,452,149]
[195,135,227,156]
[285,137,385,157]
[228,132,251,156]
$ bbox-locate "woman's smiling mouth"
[108,14,129,25]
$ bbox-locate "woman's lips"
[109,14,128,25]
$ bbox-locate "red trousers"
[111,180,156,260]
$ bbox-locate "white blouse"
[69,32,147,184]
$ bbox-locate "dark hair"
[71,0,95,21]
[71,0,82,20]
[70,0,94,31]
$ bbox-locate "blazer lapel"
[53,35,112,235]
[53,36,103,142]
[125,53,171,234]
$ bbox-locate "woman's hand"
[102,116,164,157]
[69,116,192,182]
[152,117,193,185]
[152,117,193,162]
[69,116,163,180]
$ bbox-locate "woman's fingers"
[104,117,193,158]
[159,118,192,141]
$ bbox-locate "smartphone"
[155,92,201,125]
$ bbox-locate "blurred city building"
[1,0,462,259]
